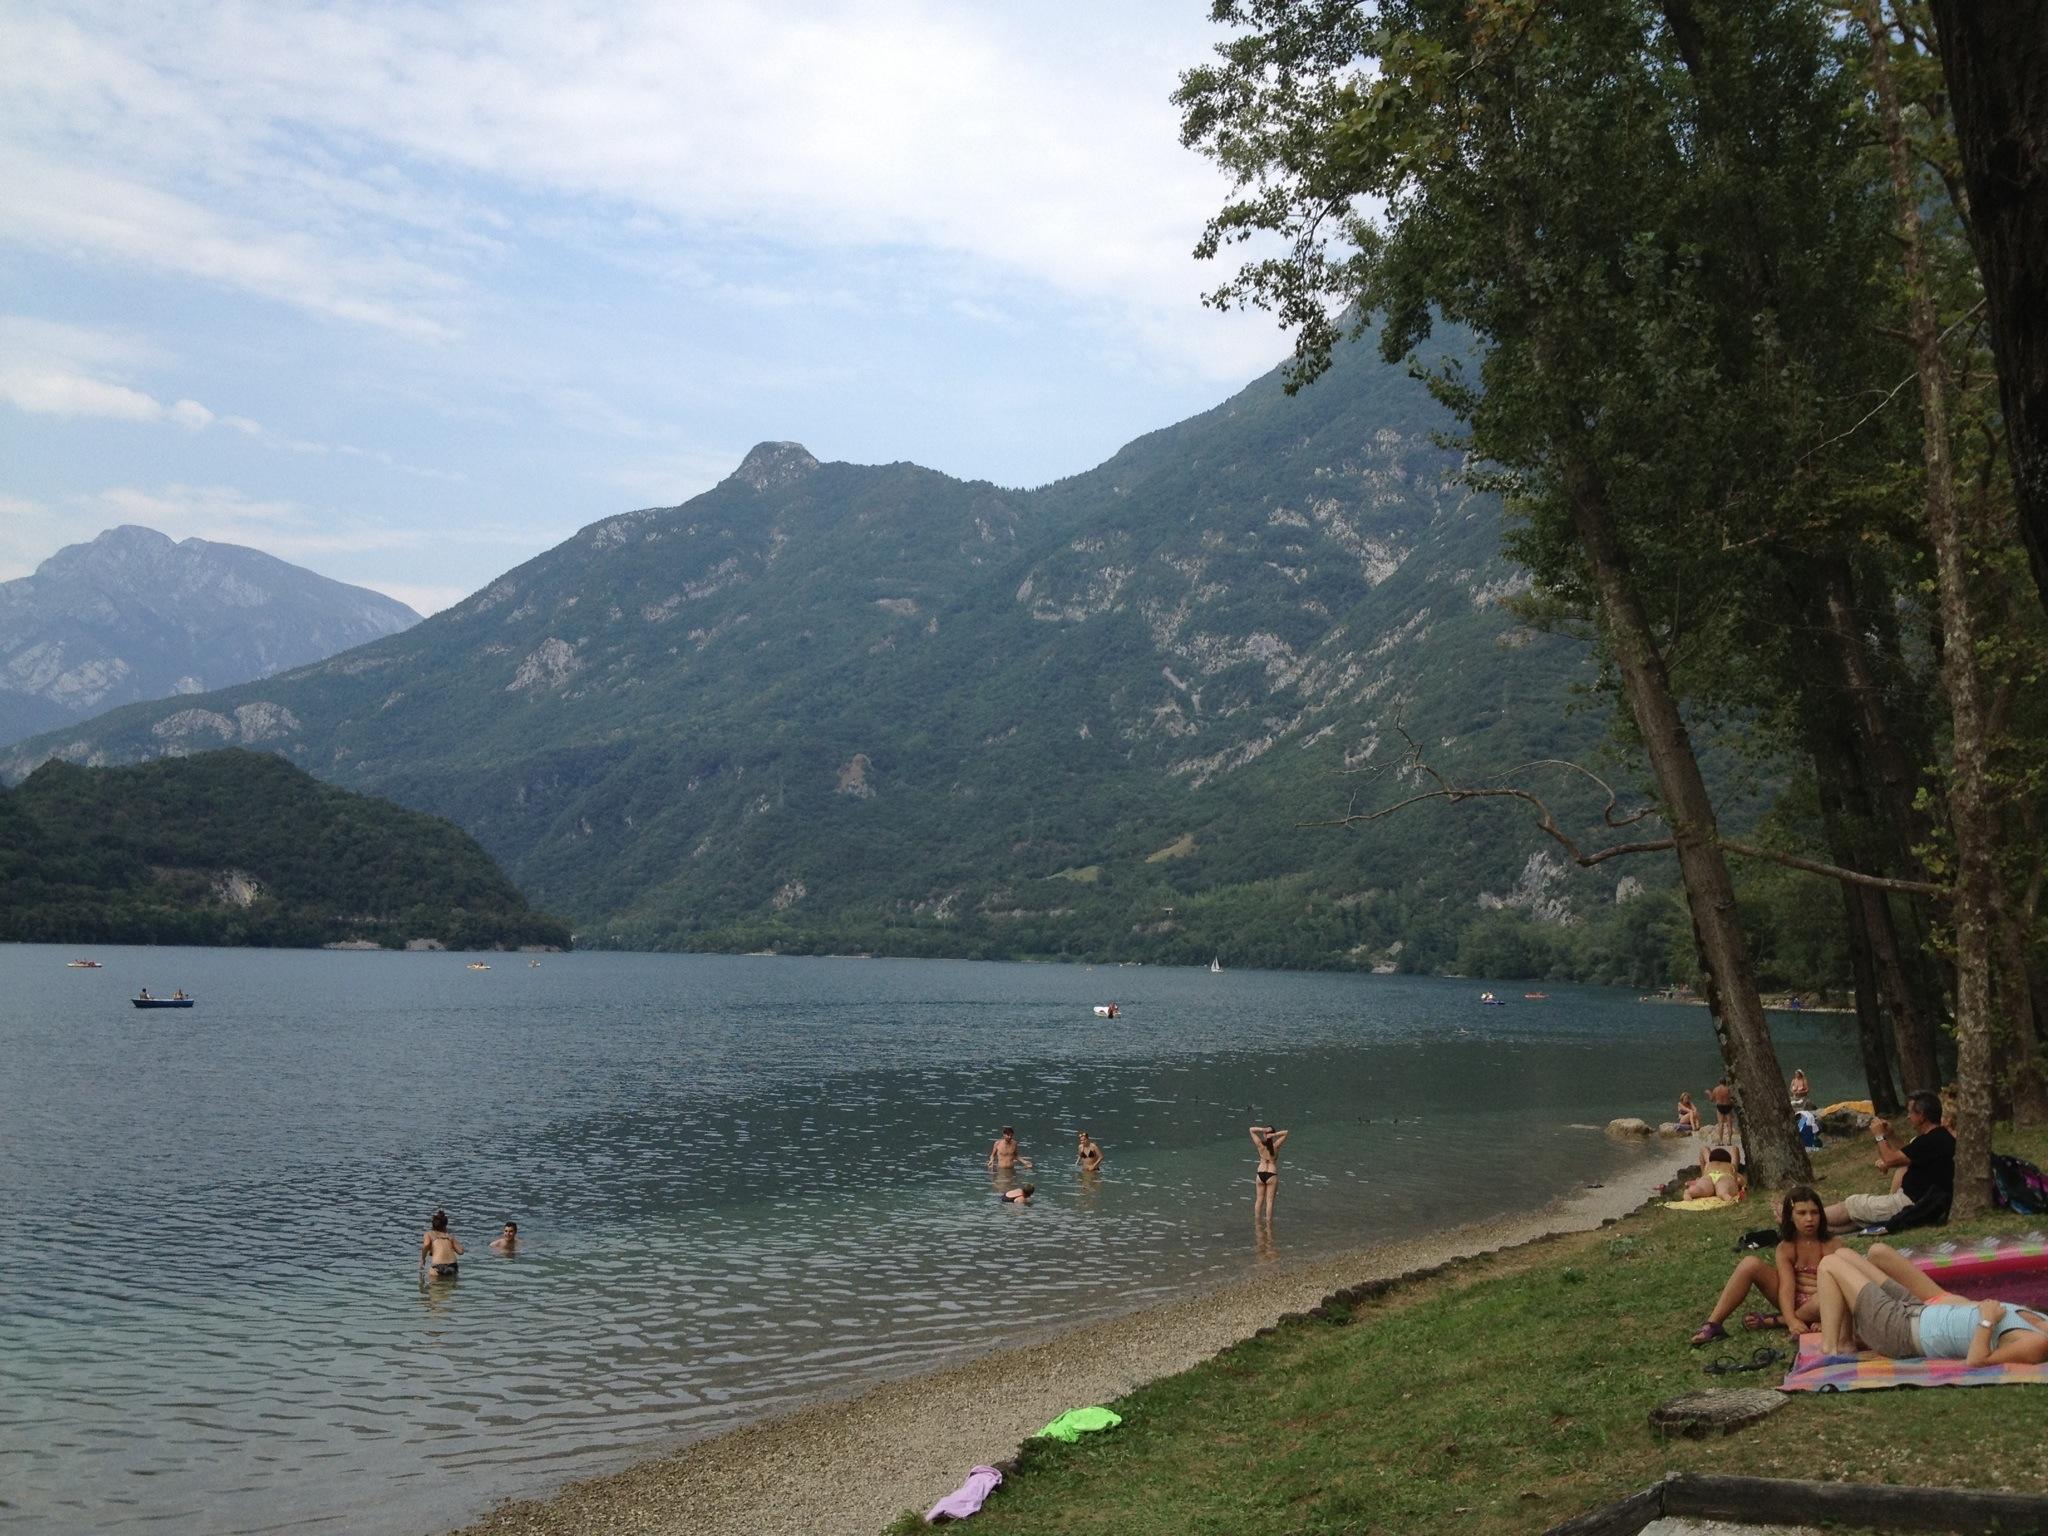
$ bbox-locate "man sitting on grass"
[1823,1090,1952,1230]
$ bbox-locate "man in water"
[1824,1090,1953,1229]
[988,1126,1033,1171]
[1000,1184,1035,1205]
[1076,1131,1103,1172]
[419,1209,464,1279]
[490,1221,519,1253]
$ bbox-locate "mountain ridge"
[0,526,420,748]
[3,334,1646,967]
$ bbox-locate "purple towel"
[926,1464,1003,1523]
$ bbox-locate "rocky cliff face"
[0,526,419,747]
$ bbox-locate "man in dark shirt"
[1825,1090,1954,1228]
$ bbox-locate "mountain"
[0,750,569,950]
[2,335,1649,968]
[0,525,420,747]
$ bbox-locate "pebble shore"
[458,1155,1688,1536]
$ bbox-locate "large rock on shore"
[1607,1117,1654,1138]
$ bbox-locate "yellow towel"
[1817,1099,1874,1118]
[1663,1196,1741,1211]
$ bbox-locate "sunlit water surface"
[0,947,1868,1534]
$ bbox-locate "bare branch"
[1306,728,1952,900]
[1718,839,1948,897]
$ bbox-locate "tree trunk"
[1925,0,2048,621]
[1563,460,1808,1190]
[1867,891,1942,1095]
[1870,4,1999,1216]
[1843,884,1906,1114]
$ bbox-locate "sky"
[0,1,1295,616]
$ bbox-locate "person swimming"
[988,1126,1033,1171]
[489,1221,519,1253]
[1076,1131,1103,1172]
[1250,1124,1290,1221]
[1000,1184,1035,1205]
[419,1209,464,1279]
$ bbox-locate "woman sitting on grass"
[1814,1243,2048,1364]
[1690,1185,1839,1347]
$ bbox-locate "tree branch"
[1307,727,1952,899]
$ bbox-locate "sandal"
[1689,1320,1729,1347]
[1703,1347,1783,1376]
[1742,1312,1784,1332]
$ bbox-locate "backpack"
[1991,1154,2048,1216]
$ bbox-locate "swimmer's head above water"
[430,1209,449,1232]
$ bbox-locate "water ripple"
[0,947,1866,1535]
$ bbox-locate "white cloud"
[0,1,1270,377]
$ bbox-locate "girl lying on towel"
[1815,1244,2048,1364]
[1681,1146,1747,1202]
[1690,1185,1839,1346]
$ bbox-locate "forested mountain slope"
[3,335,1651,967]
[0,751,569,950]
[0,525,419,747]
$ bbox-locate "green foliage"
[0,750,569,950]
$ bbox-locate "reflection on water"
[0,946,1866,1535]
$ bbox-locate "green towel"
[1035,1406,1123,1442]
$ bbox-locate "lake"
[0,946,1867,1534]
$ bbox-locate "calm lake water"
[0,946,1867,1535]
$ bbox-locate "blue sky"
[0,1,1293,614]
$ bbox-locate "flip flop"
[1703,1347,1783,1376]
[1742,1312,1784,1332]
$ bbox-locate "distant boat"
[1479,991,1507,1006]
[1523,991,1549,1000]
[467,962,491,971]
[1093,1003,1119,1018]
[133,996,194,1009]
[1209,957,1222,973]
[529,958,540,968]
[67,958,103,969]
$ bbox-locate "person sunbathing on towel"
[1681,1146,1746,1202]
[1813,1244,2048,1364]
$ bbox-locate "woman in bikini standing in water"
[1250,1124,1290,1223]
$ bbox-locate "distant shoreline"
[459,1138,1694,1536]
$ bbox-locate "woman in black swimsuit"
[1250,1125,1290,1222]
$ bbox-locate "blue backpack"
[1990,1154,2048,1216]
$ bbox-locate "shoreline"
[459,1141,1694,1536]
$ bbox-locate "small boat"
[67,958,103,969]
[1523,991,1549,1000]
[1479,991,1507,1006]
[1209,957,1223,974]
[467,962,491,971]
[529,958,541,968]
[133,996,195,1009]
[1093,1003,1119,1018]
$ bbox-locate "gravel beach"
[458,1143,1692,1536]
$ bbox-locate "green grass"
[888,1125,2048,1535]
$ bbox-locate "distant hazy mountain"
[3,337,1636,967]
[0,526,419,747]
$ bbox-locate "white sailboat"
[1209,956,1222,974]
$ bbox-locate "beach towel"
[1663,1196,1741,1212]
[1034,1406,1122,1442]
[926,1465,1002,1523]
[1817,1099,1874,1118]
[1779,1331,2048,1394]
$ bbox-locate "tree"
[1177,0,1931,1187]
[1925,1,2048,620]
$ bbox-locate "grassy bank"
[894,1126,2048,1535]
